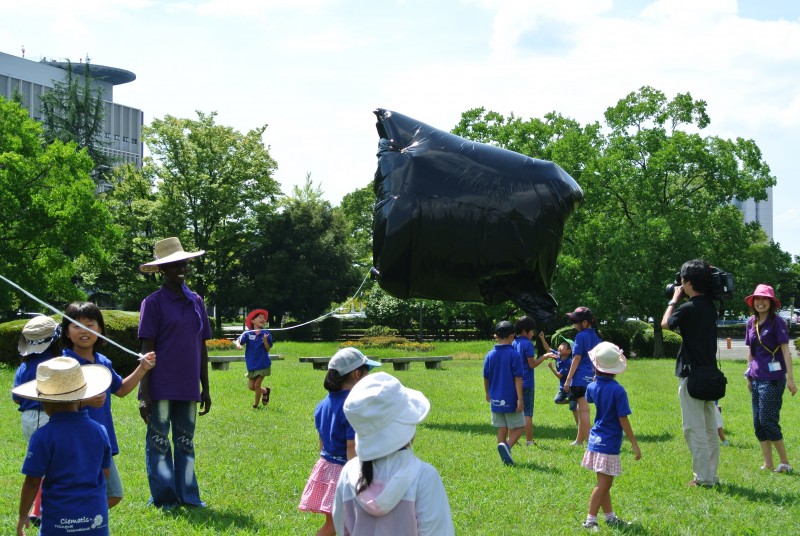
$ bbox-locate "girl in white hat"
[580,342,641,530]
[333,372,454,536]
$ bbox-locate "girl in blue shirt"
[563,307,602,446]
[299,348,380,536]
[581,342,640,530]
[235,309,273,408]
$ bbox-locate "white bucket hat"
[344,372,430,461]
[328,347,381,375]
[12,356,112,402]
[139,237,205,273]
[18,315,61,356]
[588,341,627,375]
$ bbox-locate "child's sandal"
[262,387,271,405]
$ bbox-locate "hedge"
[0,311,142,376]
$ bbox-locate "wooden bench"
[380,356,452,371]
[299,357,331,370]
[209,354,284,371]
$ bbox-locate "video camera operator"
[660,259,720,488]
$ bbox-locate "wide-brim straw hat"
[18,315,61,356]
[344,372,430,461]
[139,237,205,273]
[12,356,112,402]
[588,341,627,375]
[745,284,781,310]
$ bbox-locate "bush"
[631,327,682,358]
[279,321,316,342]
[0,311,142,375]
[318,317,342,342]
[600,320,650,355]
[364,325,399,337]
[348,335,433,352]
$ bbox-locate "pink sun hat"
[744,284,780,310]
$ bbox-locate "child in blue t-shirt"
[61,302,156,508]
[13,356,113,536]
[299,348,380,536]
[580,342,641,530]
[563,307,602,446]
[513,316,548,446]
[484,321,524,466]
[235,309,274,408]
[13,315,63,527]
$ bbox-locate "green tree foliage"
[240,176,361,326]
[0,97,116,316]
[339,183,375,268]
[454,87,787,354]
[142,111,280,328]
[39,61,110,174]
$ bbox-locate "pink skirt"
[298,458,343,514]
[582,450,622,476]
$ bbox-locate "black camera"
[665,266,734,301]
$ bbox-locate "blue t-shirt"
[64,349,123,456]
[238,329,273,372]
[586,376,631,455]
[571,328,602,387]
[22,411,111,535]
[315,390,354,465]
[512,336,537,389]
[13,350,58,412]
[555,356,573,387]
[483,344,523,413]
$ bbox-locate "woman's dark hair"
[680,259,712,295]
[323,364,369,392]
[356,460,374,495]
[61,301,106,349]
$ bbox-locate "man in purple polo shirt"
[137,237,212,509]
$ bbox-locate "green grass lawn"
[1,344,799,535]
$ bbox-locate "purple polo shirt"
[138,284,212,401]
[745,314,790,381]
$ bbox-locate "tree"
[454,88,786,354]
[0,96,117,316]
[40,60,110,175]
[339,183,375,268]
[241,176,361,326]
[143,111,280,330]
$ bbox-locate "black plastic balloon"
[371,109,584,325]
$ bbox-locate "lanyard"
[755,319,780,361]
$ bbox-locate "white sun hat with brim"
[139,237,205,273]
[343,372,430,461]
[18,315,61,356]
[12,356,112,402]
[588,341,627,375]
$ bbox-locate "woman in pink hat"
[744,284,796,473]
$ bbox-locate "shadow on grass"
[511,461,562,473]
[165,506,256,531]
[717,481,800,506]
[424,422,674,443]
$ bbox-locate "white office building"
[734,189,774,240]
[0,51,143,175]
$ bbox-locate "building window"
[114,134,120,140]
[132,138,137,144]
[123,136,129,142]
[105,133,111,139]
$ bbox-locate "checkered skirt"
[298,458,343,514]
[582,449,622,476]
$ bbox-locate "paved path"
[715,337,796,360]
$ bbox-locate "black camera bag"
[687,366,727,401]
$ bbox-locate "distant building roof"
[48,60,136,85]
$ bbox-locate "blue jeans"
[146,400,203,508]
[751,379,785,441]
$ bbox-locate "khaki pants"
[678,377,720,484]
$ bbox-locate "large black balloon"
[372,109,583,325]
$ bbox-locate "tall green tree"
[0,96,116,316]
[339,183,375,268]
[143,111,280,329]
[241,176,361,326]
[40,61,110,175]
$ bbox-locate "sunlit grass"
[1,345,798,535]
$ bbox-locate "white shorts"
[21,409,50,440]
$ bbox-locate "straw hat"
[18,315,61,356]
[328,347,381,375]
[344,372,430,461]
[588,341,627,375]
[139,237,205,273]
[745,284,781,310]
[12,356,112,402]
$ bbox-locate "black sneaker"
[582,520,599,531]
[606,515,632,527]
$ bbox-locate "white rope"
[0,274,145,359]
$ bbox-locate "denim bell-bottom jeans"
[146,400,203,508]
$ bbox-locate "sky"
[2,0,800,256]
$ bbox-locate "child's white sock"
[586,514,597,523]
[604,512,616,521]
